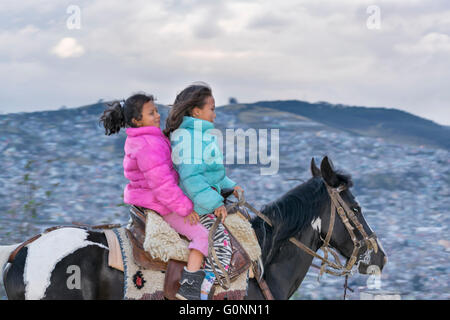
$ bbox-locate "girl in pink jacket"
[100,93,207,300]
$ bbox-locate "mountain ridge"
[226,100,450,150]
[2,99,449,150]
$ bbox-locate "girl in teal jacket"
[164,82,244,299]
[170,115,237,215]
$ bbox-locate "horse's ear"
[311,158,321,177]
[320,156,339,187]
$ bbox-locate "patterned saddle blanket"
[107,226,253,300]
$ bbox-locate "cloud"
[395,32,450,54]
[0,0,449,125]
[51,37,85,58]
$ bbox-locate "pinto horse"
[1,156,386,299]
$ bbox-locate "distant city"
[0,100,449,299]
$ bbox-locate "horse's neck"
[253,218,322,300]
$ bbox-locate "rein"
[211,183,378,300]
[207,189,248,291]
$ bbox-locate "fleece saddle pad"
[112,227,249,300]
[143,209,261,263]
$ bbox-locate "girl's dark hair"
[163,82,212,138]
[99,93,154,135]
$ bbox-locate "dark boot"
[175,268,206,300]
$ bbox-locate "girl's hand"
[184,211,200,225]
[214,205,227,223]
[233,185,244,199]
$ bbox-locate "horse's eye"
[353,207,359,213]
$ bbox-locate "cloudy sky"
[1,0,449,125]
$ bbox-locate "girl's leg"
[161,212,209,270]
[187,248,204,272]
[162,212,209,300]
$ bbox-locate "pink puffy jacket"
[123,126,193,217]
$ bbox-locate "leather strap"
[8,234,41,263]
[208,215,232,290]
[251,262,274,300]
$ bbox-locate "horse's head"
[311,156,387,275]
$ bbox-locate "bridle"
[209,181,379,299]
[220,182,379,299]
[289,183,379,278]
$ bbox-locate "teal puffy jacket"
[171,116,236,215]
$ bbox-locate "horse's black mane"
[254,171,353,266]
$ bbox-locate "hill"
[1,99,449,300]
[234,100,450,150]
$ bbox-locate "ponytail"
[99,93,154,135]
[99,100,126,135]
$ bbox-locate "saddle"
[126,188,252,300]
